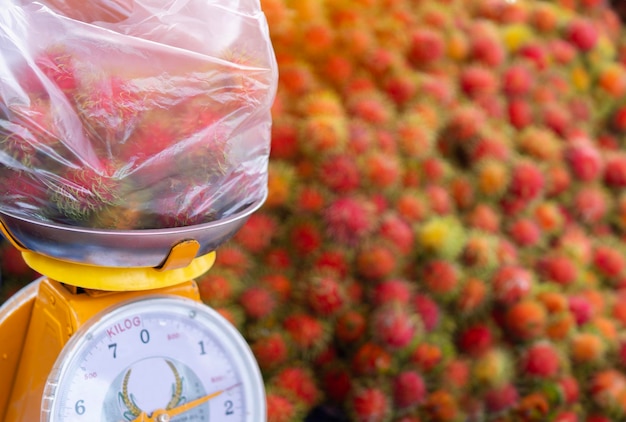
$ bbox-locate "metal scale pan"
[0,196,265,269]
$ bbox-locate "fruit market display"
[5,0,626,421]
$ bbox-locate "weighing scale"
[0,198,267,422]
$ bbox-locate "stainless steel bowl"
[0,196,265,268]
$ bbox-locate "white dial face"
[42,296,265,422]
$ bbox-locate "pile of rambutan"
[6,0,626,421]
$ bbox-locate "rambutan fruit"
[568,294,595,326]
[484,382,519,414]
[517,126,562,162]
[468,21,507,67]
[407,27,446,67]
[558,375,580,405]
[536,254,578,286]
[373,279,413,306]
[533,201,565,234]
[371,303,420,350]
[383,72,418,107]
[570,332,606,365]
[421,259,460,298]
[305,275,346,316]
[565,141,604,182]
[289,219,323,256]
[472,347,514,388]
[520,341,561,379]
[49,166,120,224]
[603,153,626,188]
[299,114,347,155]
[423,390,459,422]
[507,160,545,201]
[565,17,600,52]
[504,299,547,341]
[272,366,320,408]
[282,312,329,355]
[362,151,402,190]
[459,64,500,99]
[349,385,391,422]
[589,369,626,410]
[491,265,534,305]
[441,358,470,392]
[502,62,534,97]
[239,285,277,320]
[508,97,534,129]
[351,342,393,376]
[592,244,626,279]
[35,47,78,92]
[321,365,352,404]
[417,215,467,260]
[457,277,489,315]
[457,324,494,357]
[313,248,350,279]
[507,217,542,247]
[396,191,430,223]
[324,196,376,245]
[265,389,303,422]
[392,370,427,409]
[335,309,367,344]
[413,293,440,332]
[466,204,501,233]
[461,233,498,271]
[213,244,251,277]
[233,212,277,253]
[410,341,443,373]
[356,242,398,280]
[250,331,290,372]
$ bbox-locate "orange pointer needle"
[132,383,241,422]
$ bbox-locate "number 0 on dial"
[42,296,266,422]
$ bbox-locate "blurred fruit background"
[5,0,626,421]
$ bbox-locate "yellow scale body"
[0,235,217,422]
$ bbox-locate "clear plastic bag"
[0,0,277,229]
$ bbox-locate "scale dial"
[42,296,266,422]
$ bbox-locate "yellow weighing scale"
[0,199,266,422]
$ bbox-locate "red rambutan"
[392,370,427,409]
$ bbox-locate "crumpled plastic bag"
[0,0,278,229]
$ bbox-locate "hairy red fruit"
[566,18,599,51]
[362,152,402,189]
[459,65,499,98]
[502,64,534,97]
[336,309,367,343]
[593,245,626,279]
[565,141,604,182]
[407,28,445,66]
[393,370,427,408]
[356,243,397,280]
[324,197,376,245]
[251,332,289,371]
[484,383,519,413]
[318,154,360,193]
[239,286,276,320]
[568,295,594,326]
[424,390,459,422]
[508,161,545,201]
[197,272,237,306]
[373,279,412,306]
[421,259,460,296]
[283,313,326,352]
[351,342,392,376]
[273,367,320,407]
[289,221,322,256]
[322,366,352,403]
[350,386,390,422]
[265,391,298,422]
[604,154,626,188]
[537,255,578,286]
[505,300,547,341]
[234,213,277,253]
[508,217,541,247]
[508,98,533,129]
[457,324,493,357]
[411,342,443,372]
[372,304,418,350]
[572,187,609,224]
[520,342,561,378]
[491,265,533,305]
[559,375,580,404]
[413,293,440,332]
[306,275,345,316]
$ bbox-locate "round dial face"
[42,296,265,422]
